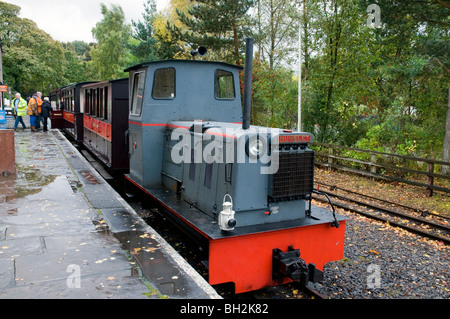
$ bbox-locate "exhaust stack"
[242,38,254,130]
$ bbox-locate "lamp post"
[0,35,4,109]
[297,0,304,132]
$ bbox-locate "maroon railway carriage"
[49,82,96,143]
[81,78,129,174]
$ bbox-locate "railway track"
[313,182,450,245]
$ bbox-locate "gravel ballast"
[316,204,449,299]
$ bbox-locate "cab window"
[215,70,235,99]
[153,68,175,99]
[131,71,146,116]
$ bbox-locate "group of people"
[11,91,52,132]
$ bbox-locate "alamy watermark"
[367,264,381,289]
[67,264,81,289]
[367,4,381,28]
[169,122,285,175]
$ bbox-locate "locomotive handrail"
[312,190,340,228]
[125,129,134,157]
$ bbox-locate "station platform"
[0,117,220,299]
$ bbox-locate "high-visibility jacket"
[27,96,42,116]
[12,97,28,117]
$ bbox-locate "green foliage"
[61,45,95,85]
[297,0,449,160]
[130,0,160,63]
[66,41,94,61]
[253,0,301,69]
[251,58,298,129]
[169,0,254,64]
[1,7,66,96]
[90,4,133,80]
[301,0,377,144]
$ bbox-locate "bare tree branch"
[420,14,450,27]
[435,0,450,10]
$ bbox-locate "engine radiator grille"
[269,150,314,201]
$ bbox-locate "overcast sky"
[5,0,170,43]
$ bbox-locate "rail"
[310,142,450,197]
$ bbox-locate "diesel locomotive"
[50,39,346,294]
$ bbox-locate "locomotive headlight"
[246,135,266,159]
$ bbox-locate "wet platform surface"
[0,118,219,299]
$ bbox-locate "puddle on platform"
[15,166,57,199]
[114,230,188,297]
[0,165,58,202]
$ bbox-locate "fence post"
[370,154,376,181]
[328,146,334,171]
[426,162,434,197]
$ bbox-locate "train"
[49,39,347,294]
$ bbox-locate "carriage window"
[131,71,146,116]
[93,89,98,117]
[71,89,75,112]
[99,88,104,118]
[84,90,90,115]
[69,89,75,112]
[89,89,95,116]
[90,89,94,115]
[215,70,235,99]
[104,87,109,121]
[153,68,175,99]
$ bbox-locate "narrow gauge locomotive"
[123,42,347,294]
[49,41,346,294]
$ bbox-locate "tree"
[0,2,20,48]
[130,0,160,63]
[1,1,66,95]
[300,0,378,144]
[252,58,298,128]
[357,0,450,166]
[169,0,254,64]
[65,41,94,61]
[253,0,301,70]
[90,4,133,80]
[61,42,95,84]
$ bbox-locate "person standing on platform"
[12,93,27,131]
[41,97,52,132]
[27,91,42,132]
[35,91,43,130]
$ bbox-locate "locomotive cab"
[125,60,242,188]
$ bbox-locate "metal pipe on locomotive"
[51,39,346,294]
